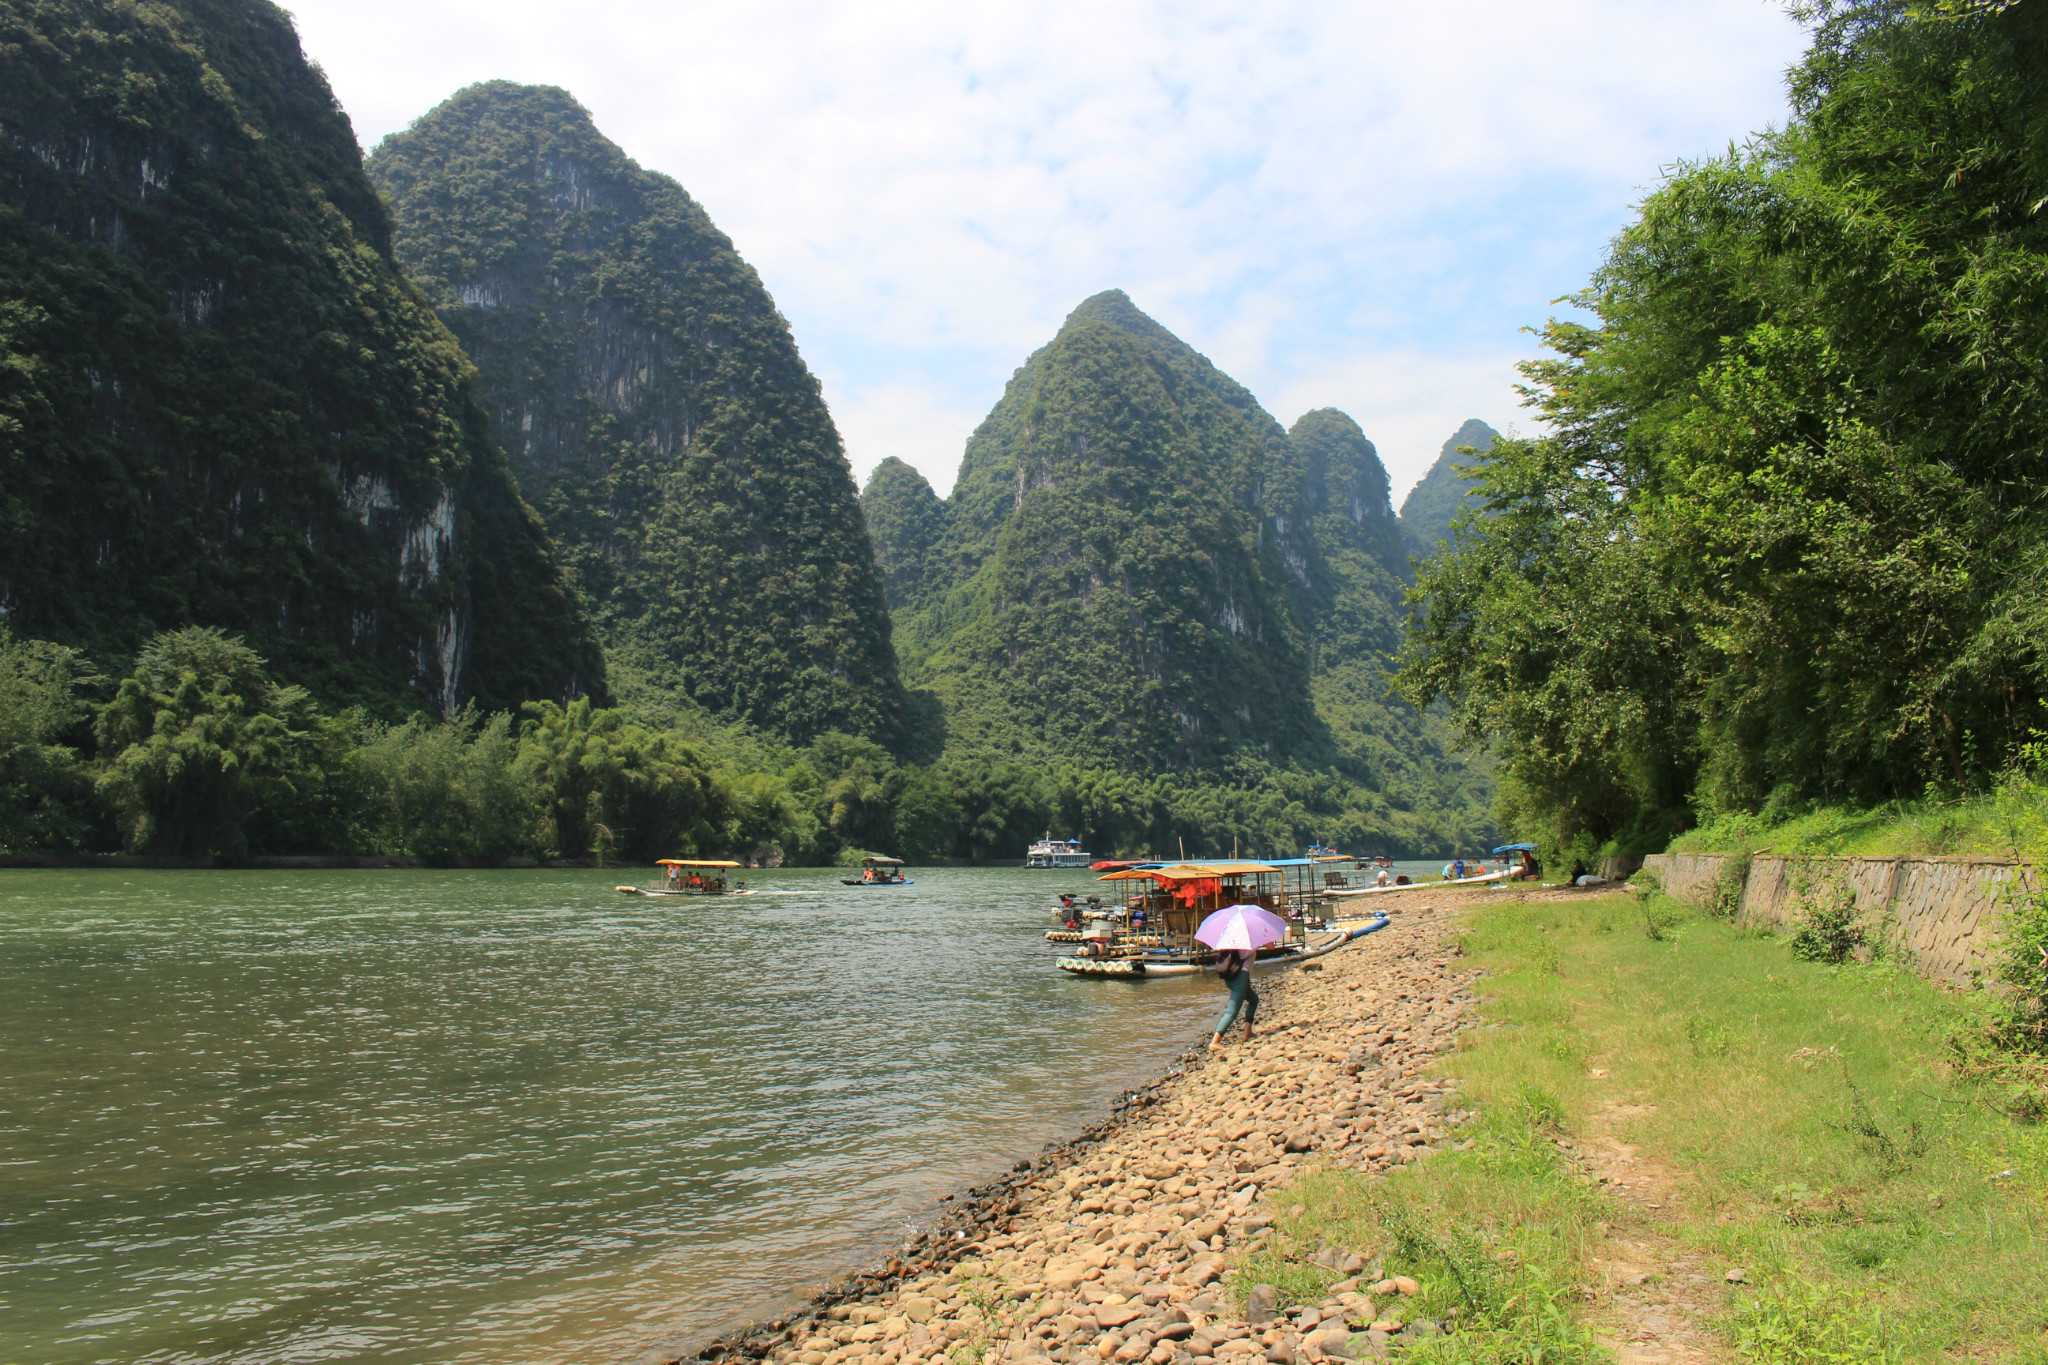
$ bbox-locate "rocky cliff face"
[0,0,603,712]
[1398,418,1500,561]
[368,83,906,746]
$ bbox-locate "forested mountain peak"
[901,290,1318,769]
[1398,418,1500,559]
[369,82,907,747]
[860,458,949,611]
[0,0,602,713]
[1278,408,1409,663]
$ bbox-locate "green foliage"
[0,629,101,851]
[1987,871,2048,1053]
[1398,1,2048,850]
[0,0,601,714]
[897,290,1321,770]
[516,699,728,863]
[1245,1099,1607,1365]
[1731,1281,1903,1364]
[93,628,325,857]
[1454,890,2048,1361]
[368,83,903,747]
[1790,880,1866,965]
[351,710,532,861]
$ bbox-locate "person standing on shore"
[1210,948,1258,1051]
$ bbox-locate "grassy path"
[1261,886,2048,1362]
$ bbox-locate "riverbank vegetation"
[0,626,1464,864]
[1253,888,2048,1361]
[1398,1,2048,866]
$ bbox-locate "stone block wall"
[1640,851,2034,986]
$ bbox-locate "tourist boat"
[1051,860,1297,970]
[1323,866,1514,898]
[1055,918,1389,977]
[841,856,913,886]
[1025,834,1095,868]
[616,859,748,896]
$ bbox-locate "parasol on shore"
[1194,903,1290,951]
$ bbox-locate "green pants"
[1216,969,1259,1035]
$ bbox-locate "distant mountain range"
[0,0,1496,850]
[866,292,1494,842]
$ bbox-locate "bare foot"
[1208,1035,1227,1051]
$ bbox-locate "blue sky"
[286,0,1810,501]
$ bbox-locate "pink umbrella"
[1194,903,1290,951]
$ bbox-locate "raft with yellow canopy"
[616,860,749,896]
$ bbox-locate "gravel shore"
[678,898,1485,1365]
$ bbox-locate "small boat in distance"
[617,860,748,896]
[841,856,913,886]
[1025,834,1095,868]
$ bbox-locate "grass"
[1239,891,2048,1362]
[1665,776,2048,859]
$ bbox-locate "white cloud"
[284,0,1809,498]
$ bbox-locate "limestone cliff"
[0,0,603,712]
[369,83,906,746]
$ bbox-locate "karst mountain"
[1398,418,1500,559]
[865,291,1493,843]
[0,0,602,712]
[368,83,907,747]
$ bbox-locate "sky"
[285,0,1810,502]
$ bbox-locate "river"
[0,866,1252,1365]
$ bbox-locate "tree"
[0,630,99,852]
[95,629,320,857]
[1400,0,2048,847]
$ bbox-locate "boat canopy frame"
[1095,861,1300,951]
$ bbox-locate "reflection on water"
[0,868,1226,1365]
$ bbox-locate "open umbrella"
[1195,903,1291,951]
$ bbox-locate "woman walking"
[1210,947,1259,1051]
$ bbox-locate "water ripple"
[0,868,1221,1365]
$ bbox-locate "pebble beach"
[686,899,1482,1365]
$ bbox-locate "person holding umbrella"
[1196,902,1291,1051]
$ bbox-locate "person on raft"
[1209,947,1258,1051]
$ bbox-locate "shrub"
[1791,881,1864,965]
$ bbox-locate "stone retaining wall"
[1640,851,2035,985]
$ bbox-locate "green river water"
[0,867,1230,1365]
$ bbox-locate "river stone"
[1246,1284,1280,1324]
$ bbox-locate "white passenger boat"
[1025,834,1095,868]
